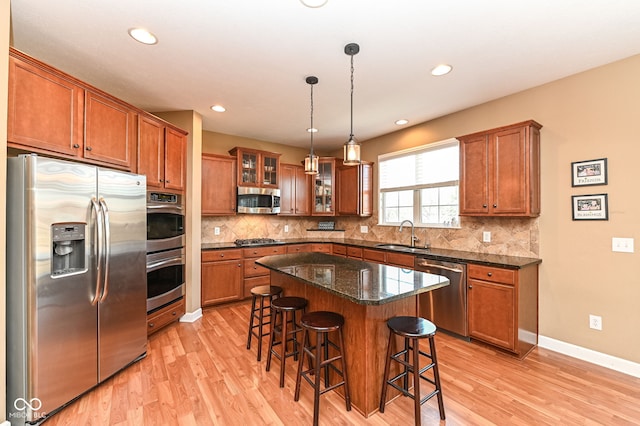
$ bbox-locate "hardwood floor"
[45,301,640,425]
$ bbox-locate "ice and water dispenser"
[51,223,86,276]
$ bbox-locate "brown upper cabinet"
[8,48,137,170]
[229,147,281,188]
[336,161,373,217]
[312,158,336,216]
[458,120,542,217]
[138,115,187,192]
[202,153,237,215]
[279,163,310,216]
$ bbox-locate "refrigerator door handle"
[91,197,103,305]
[99,197,111,303]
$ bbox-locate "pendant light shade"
[343,42,361,166]
[304,76,319,175]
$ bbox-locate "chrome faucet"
[399,220,418,247]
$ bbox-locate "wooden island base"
[271,271,418,418]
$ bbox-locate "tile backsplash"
[202,213,539,257]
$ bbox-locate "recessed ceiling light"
[300,0,328,7]
[128,28,157,45]
[306,127,318,133]
[431,64,452,76]
[395,119,409,126]
[211,105,226,113]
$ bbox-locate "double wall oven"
[146,191,185,313]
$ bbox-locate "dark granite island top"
[255,252,449,305]
[255,252,449,418]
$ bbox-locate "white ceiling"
[9,0,640,151]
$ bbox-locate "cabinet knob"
[149,323,154,328]
[166,180,170,183]
[238,263,242,267]
[86,146,92,151]
[73,143,80,148]
[220,253,225,258]
[483,204,488,208]
[493,204,497,208]
[468,285,473,289]
[159,179,164,182]
[172,311,177,316]
[487,272,493,277]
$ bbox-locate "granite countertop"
[202,238,541,269]
[255,252,449,306]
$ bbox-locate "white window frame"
[378,138,460,228]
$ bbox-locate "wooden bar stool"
[266,296,308,387]
[379,316,445,426]
[294,311,351,426]
[246,285,283,361]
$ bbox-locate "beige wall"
[1,0,10,420]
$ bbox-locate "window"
[378,139,459,228]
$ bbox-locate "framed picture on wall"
[571,158,607,187]
[572,194,608,220]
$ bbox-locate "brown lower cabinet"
[147,298,185,335]
[201,249,243,306]
[467,263,538,357]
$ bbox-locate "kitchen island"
[255,252,449,418]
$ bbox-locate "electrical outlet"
[482,231,491,242]
[214,227,220,236]
[284,225,289,233]
[360,225,368,233]
[612,237,634,253]
[589,314,602,331]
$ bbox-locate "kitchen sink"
[374,243,430,254]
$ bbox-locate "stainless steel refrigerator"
[6,154,147,424]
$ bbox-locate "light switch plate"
[214,227,220,236]
[482,231,491,242]
[284,225,289,233]
[612,237,634,253]
[360,225,368,233]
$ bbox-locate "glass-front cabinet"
[313,158,335,216]
[229,147,281,188]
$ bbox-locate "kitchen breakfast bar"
[255,252,449,418]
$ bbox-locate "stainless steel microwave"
[237,187,280,214]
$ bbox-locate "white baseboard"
[180,308,203,323]
[538,335,640,378]
[2,420,11,426]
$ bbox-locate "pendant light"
[343,42,361,165]
[304,76,319,175]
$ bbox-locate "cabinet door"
[202,154,236,215]
[84,90,137,170]
[164,128,186,191]
[459,134,490,214]
[201,259,243,306]
[294,166,311,215]
[239,150,259,186]
[313,159,335,215]
[336,163,373,217]
[8,54,84,157]
[279,164,296,215]
[138,115,165,188]
[467,278,515,350]
[262,154,279,187]
[492,126,528,215]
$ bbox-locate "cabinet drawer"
[332,244,347,256]
[244,275,271,299]
[363,249,386,263]
[386,252,415,268]
[147,298,185,335]
[287,244,311,254]
[468,264,515,285]
[346,246,363,258]
[244,259,270,277]
[242,245,287,258]
[202,249,242,262]
[311,243,332,253]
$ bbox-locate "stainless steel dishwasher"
[414,257,469,339]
